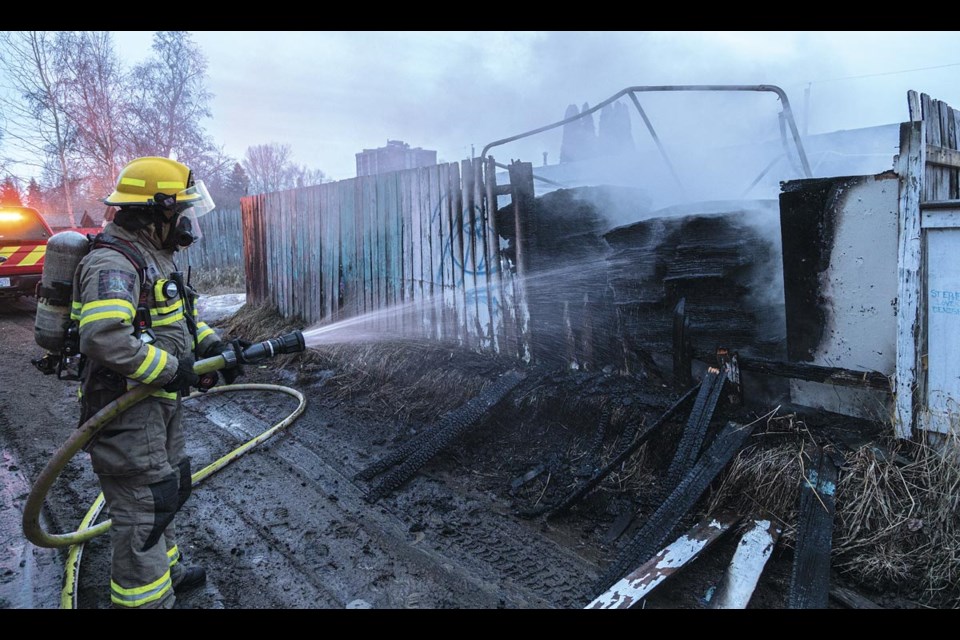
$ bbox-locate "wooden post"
[672,298,691,390]
[507,160,535,362]
[895,118,925,439]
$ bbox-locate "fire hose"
[20,331,308,608]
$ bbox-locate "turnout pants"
[88,395,193,609]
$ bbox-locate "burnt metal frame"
[481,85,813,194]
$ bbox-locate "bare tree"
[187,143,235,205]
[57,31,128,202]
[292,165,328,188]
[0,31,77,225]
[243,143,295,194]
[126,31,215,166]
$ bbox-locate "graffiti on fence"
[430,199,500,284]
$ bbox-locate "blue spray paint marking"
[429,200,500,286]
[930,289,960,315]
[804,469,836,497]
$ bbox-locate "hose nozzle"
[240,330,306,364]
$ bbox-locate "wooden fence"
[241,159,529,356]
[185,206,244,273]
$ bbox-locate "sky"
[11,31,960,184]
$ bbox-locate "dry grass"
[190,265,245,296]
[708,440,805,541]
[602,441,654,494]
[834,432,960,608]
[316,340,507,423]
[706,408,960,609]
[221,300,303,337]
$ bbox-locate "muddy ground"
[0,295,930,610]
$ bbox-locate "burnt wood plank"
[694,348,891,391]
[787,447,839,609]
[829,585,884,609]
[665,368,725,486]
[591,420,756,597]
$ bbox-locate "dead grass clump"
[215,301,313,370]
[834,433,960,608]
[221,301,305,342]
[219,303,512,423]
[707,440,805,540]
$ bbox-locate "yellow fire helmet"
[104,156,215,217]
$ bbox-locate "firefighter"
[72,156,245,609]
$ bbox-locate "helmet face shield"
[179,180,216,218]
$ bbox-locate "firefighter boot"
[172,565,207,593]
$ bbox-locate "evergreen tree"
[0,177,23,206]
[597,102,636,157]
[613,103,635,154]
[225,162,250,199]
[26,178,43,211]
[598,103,616,156]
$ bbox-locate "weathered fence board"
[408,168,426,336]
[437,163,455,342]
[483,157,504,352]
[459,159,477,347]
[421,166,438,338]
[188,207,244,273]
[343,178,359,318]
[361,176,375,318]
[474,158,495,351]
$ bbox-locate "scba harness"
[33,232,200,383]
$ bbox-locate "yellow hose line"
[22,355,227,549]
[60,382,306,610]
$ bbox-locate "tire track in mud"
[184,391,600,608]
[267,396,602,609]
[182,393,504,608]
[381,484,600,609]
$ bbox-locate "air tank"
[35,231,89,352]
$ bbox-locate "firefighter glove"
[230,338,254,364]
[163,356,201,393]
[205,339,249,384]
[223,338,253,382]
